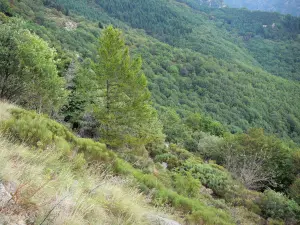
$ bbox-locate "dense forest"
[223,0,300,17]
[0,0,300,224]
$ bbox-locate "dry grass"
[0,134,174,225]
[0,101,16,122]
[0,101,180,224]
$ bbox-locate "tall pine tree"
[94,25,164,147]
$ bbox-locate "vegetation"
[0,19,67,113]
[93,25,163,147]
[223,0,300,17]
[1,0,300,224]
[0,128,175,225]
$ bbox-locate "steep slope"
[223,0,300,16]
[1,1,300,224]
[0,103,240,225]
[0,103,180,225]
[1,102,299,225]
[173,0,300,80]
[3,0,300,143]
[47,0,300,141]
[205,7,300,80]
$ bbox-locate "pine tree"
[94,25,164,147]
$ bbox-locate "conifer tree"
[94,25,164,147]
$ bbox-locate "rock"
[3,181,17,195]
[146,214,182,225]
[0,182,12,207]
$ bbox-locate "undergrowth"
[0,135,168,225]
[0,107,236,224]
[1,104,298,224]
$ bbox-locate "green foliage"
[181,162,233,197]
[0,19,67,113]
[216,129,295,191]
[1,1,300,224]
[18,30,68,113]
[159,109,225,152]
[259,189,300,223]
[61,59,96,131]
[95,0,192,43]
[172,172,201,198]
[1,107,236,225]
[1,109,113,163]
[289,178,300,205]
[155,153,181,169]
[267,219,285,225]
[4,0,300,145]
[223,0,300,16]
[0,20,24,100]
[185,113,225,136]
[93,25,164,147]
[0,0,11,15]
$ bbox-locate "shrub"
[267,219,285,225]
[1,109,74,150]
[220,129,294,191]
[155,153,181,169]
[289,178,300,205]
[172,172,201,198]
[259,189,300,223]
[180,162,233,197]
[169,144,195,161]
[1,109,113,166]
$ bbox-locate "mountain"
[1,0,300,224]
[197,0,226,8]
[223,0,300,16]
[1,0,300,141]
[64,0,300,140]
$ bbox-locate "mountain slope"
[1,1,300,224]
[223,0,300,16]
[0,103,181,225]
[1,102,300,225]
[44,0,300,141]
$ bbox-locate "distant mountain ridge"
[223,0,300,16]
[197,0,226,8]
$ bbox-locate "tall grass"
[0,101,16,122]
[0,135,174,225]
[0,103,236,225]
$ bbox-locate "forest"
[0,0,300,224]
[223,0,300,17]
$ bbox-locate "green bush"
[1,109,113,164]
[182,162,233,197]
[289,178,300,205]
[259,189,300,222]
[169,144,195,161]
[155,153,181,169]
[172,172,201,198]
[219,129,295,191]
[1,109,74,150]
[267,219,285,225]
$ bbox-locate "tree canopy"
[93,26,164,147]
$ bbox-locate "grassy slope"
[0,102,270,225]
[0,101,15,121]
[0,102,178,225]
